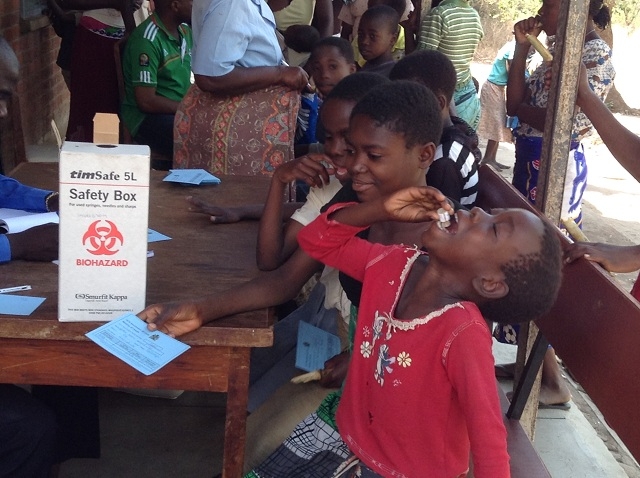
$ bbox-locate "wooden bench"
[476,164,640,475]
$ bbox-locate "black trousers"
[0,384,56,478]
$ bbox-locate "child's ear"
[437,94,449,112]
[472,276,509,300]
[349,62,357,74]
[417,142,437,170]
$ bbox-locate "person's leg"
[134,114,176,160]
[0,385,57,478]
[31,386,100,463]
[539,347,572,406]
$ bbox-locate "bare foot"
[539,347,572,406]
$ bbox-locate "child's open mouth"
[437,210,458,234]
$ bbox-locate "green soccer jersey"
[121,14,192,137]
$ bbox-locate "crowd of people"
[2,0,640,476]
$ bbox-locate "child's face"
[357,17,397,63]
[320,99,355,183]
[346,113,430,203]
[308,47,356,98]
[423,208,545,278]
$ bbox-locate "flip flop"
[538,401,571,411]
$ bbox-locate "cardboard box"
[93,113,120,145]
[58,142,150,321]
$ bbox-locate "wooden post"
[515,0,590,440]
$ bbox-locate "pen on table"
[0,285,32,294]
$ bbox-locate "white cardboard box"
[58,142,150,322]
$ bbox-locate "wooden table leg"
[222,347,251,478]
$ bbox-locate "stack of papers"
[0,208,59,234]
[163,169,221,185]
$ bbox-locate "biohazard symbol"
[82,220,124,255]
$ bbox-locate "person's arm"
[575,64,640,183]
[133,87,180,114]
[401,9,419,54]
[298,187,452,273]
[506,17,541,118]
[3,224,59,263]
[257,153,334,270]
[185,196,299,224]
[0,175,52,212]
[194,66,308,97]
[126,32,181,114]
[564,242,640,274]
[311,0,333,38]
[141,248,323,337]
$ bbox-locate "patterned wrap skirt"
[477,81,512,144]
[173,84,299,178]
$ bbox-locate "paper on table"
[295,321,341,373]
[86,313,190,375]
[0,294,46,316]
[0,208,59,233]
[163,169,221,185]
[147,228,171,243]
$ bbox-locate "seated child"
[293,188,563,477]
[356,5,399,77]
[390,50,481,206]
[565,242,640,301]
[259,72,388,271]
[295,36,356,157]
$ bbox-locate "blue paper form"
[163,169,221,185]
[0,294,46,316]
[86,313,190,375]
[295,321,341,372]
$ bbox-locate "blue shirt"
[487,41,515,86]
[0,175,51,263]
[192,0,283,77]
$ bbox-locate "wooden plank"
[0,339,233,392]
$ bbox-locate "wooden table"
[1,162,274,477]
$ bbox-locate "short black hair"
[479,220,563,324]
[324,72,390,104]
[389,50,457,103]
[350,80,443,148]
[310,36,355,65]
[284,25,320,53]
[360,5,400,34]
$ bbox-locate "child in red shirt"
[297,188,563,477]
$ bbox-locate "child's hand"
[186,196,242,224]
[319,351,350,389]
[400,9,418,34]
[564,242,640,274]
[383,186,453,222]
[273,153,335,188]
[139,300,204,338]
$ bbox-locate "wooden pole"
[515,0,589,440]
